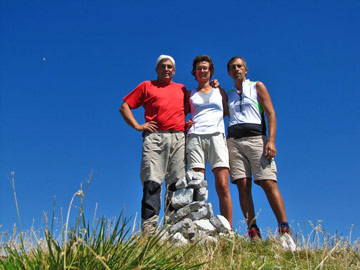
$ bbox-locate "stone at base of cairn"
[164,170,234,245]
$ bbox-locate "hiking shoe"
[279,223,296,251]
[248,225,262,241]
[141,215,159,236]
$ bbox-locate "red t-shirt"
[123,80,187,131]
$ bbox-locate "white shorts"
[186,132,229,170]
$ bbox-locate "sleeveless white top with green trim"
[227,79,267,138]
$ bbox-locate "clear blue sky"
[1,0,360,241]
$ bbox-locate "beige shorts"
[227,135,277,184]
[140,131,185,186]
[186,132,229,170]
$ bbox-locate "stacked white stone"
[167,170,232,244]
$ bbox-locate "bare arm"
[184,90,194,130]
[184,90,191,115]
[119,102,158,132]
[210,79,228,117]
[220,88,229,117]
[256,82,277,160]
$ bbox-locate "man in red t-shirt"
[120,55,187,234]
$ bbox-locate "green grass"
[1,218,359,269]
[1,173,359,269]
[0,215,204,270]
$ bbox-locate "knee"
[216,179,230,193]
[258,180,277,192]
[214,168,230,192]
[236,178,252,194]
[141,180,162,220]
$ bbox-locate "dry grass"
[1,173,359,269]
[1,222,359,270]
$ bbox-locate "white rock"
[169,218,193,234]
[186,206,208,221]
[158,229,170,243]
[210,215,231,233]
[171,188,194,210]
[188,179,208,189]
[191,231,218,244]
[190,230,208,242]
[175,176,188,189]
[169,201,205,223]
[206,202,214,218]
[193,219,216,233]
[194,187,208,202]
[186,170,204,182]
[219,230,238,238]
[172,232,189,246]
[182,223,198,240]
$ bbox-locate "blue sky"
[1,0,360,241]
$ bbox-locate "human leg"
[257,180,296,249]
[165,132,186,220]
[236,177,262,240]
[213,167,233,227]
[236,177,256,227]
[140,132,171,232]
[207,133,233,226]
[141,180,162,234]
[257,180,287,224]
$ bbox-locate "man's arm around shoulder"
[219,88,229,117]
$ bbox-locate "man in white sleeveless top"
[226,56,295,249]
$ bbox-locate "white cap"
[156,55,175,67]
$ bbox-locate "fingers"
[265,144,276,160]
[210,79,220,88]
[144,121,158,132]
[137,121,157,132]
[265,149,276,160]
[185,120,194,130]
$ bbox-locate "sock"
[249,224,259,230]
[279,222,289,229]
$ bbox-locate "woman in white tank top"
[185,55,233,227]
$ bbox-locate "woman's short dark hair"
[191,55,214,79]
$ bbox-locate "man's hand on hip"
[136,121,158,132]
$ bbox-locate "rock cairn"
[164,170,232,245]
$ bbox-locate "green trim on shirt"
[228,81,264,114]
[252,100,264,114]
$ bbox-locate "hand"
[210,79,220,88]
[185,120,194,131]
[265,141,277,160]
[136,121,158,132]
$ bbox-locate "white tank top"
[228,79,264,126]
[188,87,225,135]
